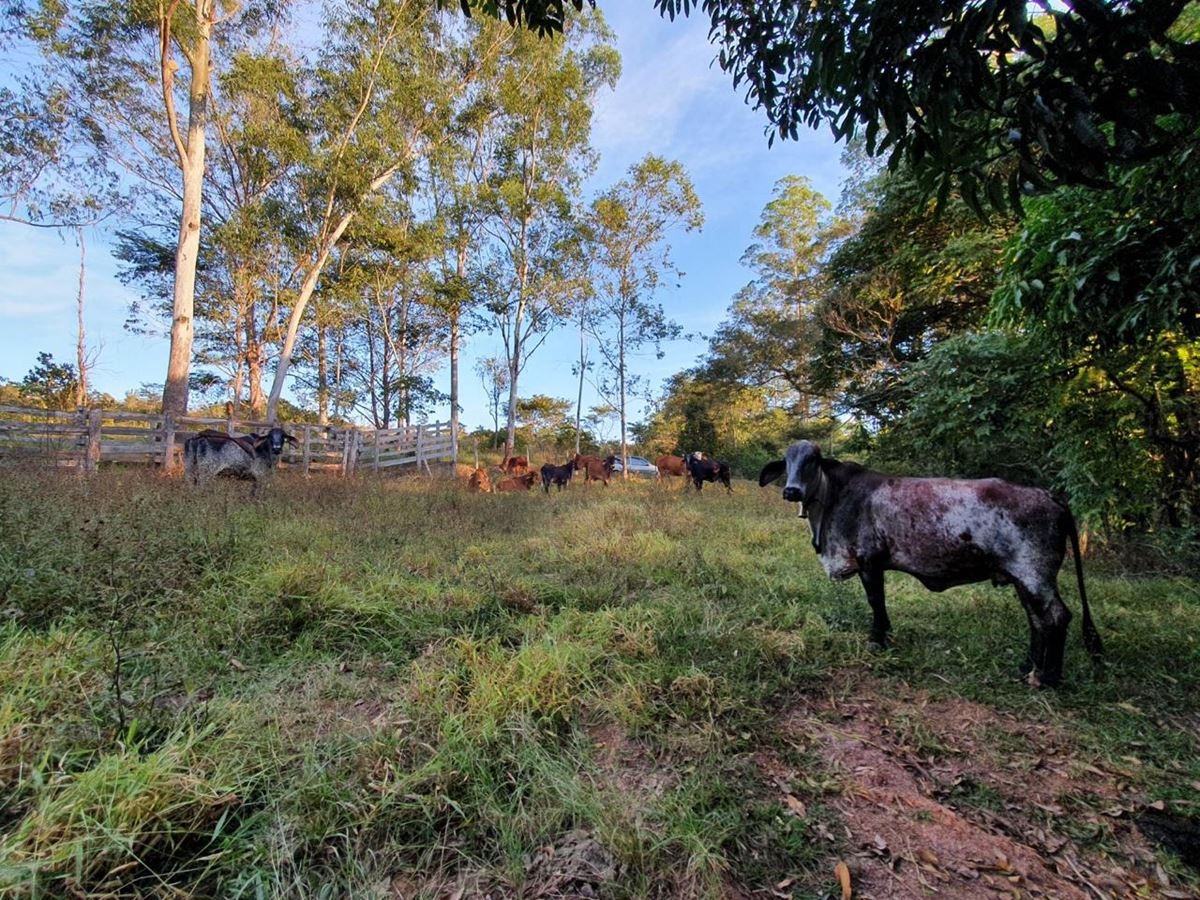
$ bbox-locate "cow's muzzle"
[782,486,804,504]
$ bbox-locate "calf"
[500,455,529,475]
[572,452,610,486]
[467,467,492,493]
[541,460,574,493]
[758,440,1102,687]
[685,452,732,493]
[495,471,537,492]
[183,425,297,496]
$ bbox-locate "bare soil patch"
[766,670,1195,899]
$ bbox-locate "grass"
[0,466,1197,897]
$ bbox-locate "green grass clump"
[0,468,1197,897]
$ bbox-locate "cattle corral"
[0,404,455,475]
[0,462,1197,898]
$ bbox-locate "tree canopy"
[652,0,1200,214]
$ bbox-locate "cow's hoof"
[867,638,889,652]
[1026,670,1061,689]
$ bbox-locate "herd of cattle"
[466,451,733,495]
[181,426,1103,687]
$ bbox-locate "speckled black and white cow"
[758,440,1102,687]
[183,425,297,496]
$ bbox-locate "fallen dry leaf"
[835,860,852,900]
[784,794,807,817]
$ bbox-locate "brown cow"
[495,471,537,492]
[467,467,492,493]
[500,455,529,475]
[655,454,689,481]
[572,452,610,486]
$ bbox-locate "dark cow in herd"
[541,460,575,493]
[684,452,732,493]
[759,440,1102,687]
[572,452,611,486]
[183,426,298,496]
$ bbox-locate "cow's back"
[843,475,1067,584]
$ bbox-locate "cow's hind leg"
[859,567,892,649]
[1016,583,1072,688]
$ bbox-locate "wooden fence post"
[162,415,176,471]
[342,427,359,475]
[85,408,101,474]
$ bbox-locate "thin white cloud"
[592,17,724,159]
[0,231,80,317]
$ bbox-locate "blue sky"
[0,3,847,435]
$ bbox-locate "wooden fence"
[0,405,456,475]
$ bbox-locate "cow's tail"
[1065,506,1103,660]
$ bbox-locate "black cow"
[183,425,298,496]
[685,452,732,493]
[540,460,574,493]
[758,440,1102,687]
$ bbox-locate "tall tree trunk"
[246,302,266,418]
[333,332,344,423]
[504,349,520,459]
[316,322,329,426]
[366,311,382,428]
[160,0,213,418]
[503,225,531,460]
[75,226,88,408]
[574,304,586,454]
[618,308,628,474]
[449,243,469,464]
[398,297,410,427]
[265,162,403,422]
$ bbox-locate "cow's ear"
[758,460,785,486]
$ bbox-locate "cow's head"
[758,441,827,510]
[261,426,299,456]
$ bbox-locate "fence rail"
[0,405,456,475]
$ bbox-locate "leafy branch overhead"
[454,0,595,35]
[651,0,1200,214]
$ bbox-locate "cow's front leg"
[859,567,891,649]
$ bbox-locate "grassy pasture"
[0,467,1197,898]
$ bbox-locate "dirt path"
[763,671,1194,899]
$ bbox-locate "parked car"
[608,454,658,477]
